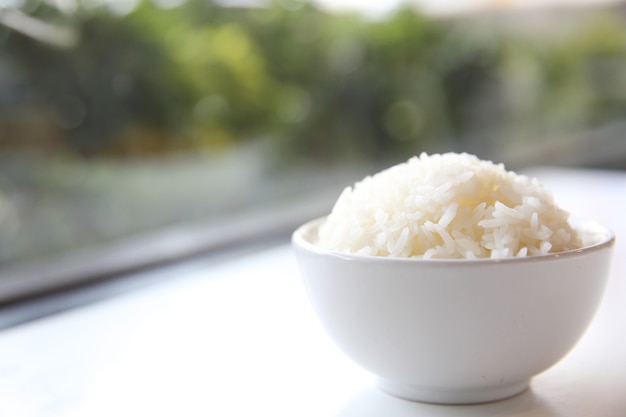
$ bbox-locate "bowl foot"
[377,378,529,404]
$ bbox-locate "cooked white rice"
[318,153,581,259]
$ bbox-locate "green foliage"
[2,1,626,161]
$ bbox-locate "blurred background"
[1,0,626,298]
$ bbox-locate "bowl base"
[377,378,529,405]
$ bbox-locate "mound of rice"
[318,153,581,259]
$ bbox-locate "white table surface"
[0,167,624,417]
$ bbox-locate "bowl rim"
[292,216,615,265]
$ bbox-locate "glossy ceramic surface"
[292,217,615,404]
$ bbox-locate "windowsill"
[0,166,623,416]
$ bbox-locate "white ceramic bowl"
[292,217,615,404]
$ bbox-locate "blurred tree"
[1,0,625,162]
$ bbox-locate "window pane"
[1,0,625,296]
